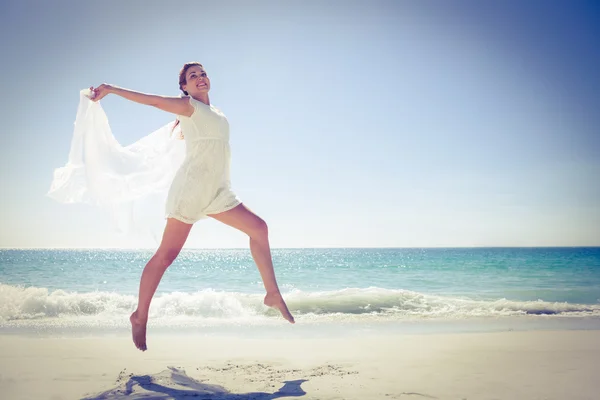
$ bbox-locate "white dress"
[165,97,241,223]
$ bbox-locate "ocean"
[1,247,599,335]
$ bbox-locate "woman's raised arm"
[91,84,194,117]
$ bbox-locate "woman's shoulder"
[186,96,213,111]
[190,97,225,115]
[179,96,205,118]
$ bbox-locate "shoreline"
[2,315,600,338]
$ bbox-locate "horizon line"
[2,245,599,250]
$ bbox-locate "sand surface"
[0,330,599,399]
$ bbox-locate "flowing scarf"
[47,89,186,234]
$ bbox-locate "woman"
[91,62,295,352]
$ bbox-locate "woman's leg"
[130,217,193,351]
[209,203,295,323]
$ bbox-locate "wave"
[1,284,599,324]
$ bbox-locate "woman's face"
[183,66,210,96]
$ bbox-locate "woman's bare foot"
[130,311,148,351]
[264,291,295,323]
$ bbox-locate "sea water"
[1,248,599,335]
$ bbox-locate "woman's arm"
[91,84,194,117]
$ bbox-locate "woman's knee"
[154,247,181,268]
[248,216,268,239]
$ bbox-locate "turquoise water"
[1,248,599,329]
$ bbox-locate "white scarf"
[47,89,186,234]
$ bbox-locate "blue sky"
[0,0,598,248]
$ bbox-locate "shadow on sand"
[82,366,308,400]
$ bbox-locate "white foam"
[1,284,599,328]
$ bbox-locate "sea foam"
[1,283,598,327]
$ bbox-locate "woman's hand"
[89,84,114,102]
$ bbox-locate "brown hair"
[172,62,204,137]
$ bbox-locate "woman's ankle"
[132,309,148,322]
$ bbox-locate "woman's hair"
[172,62,204,138]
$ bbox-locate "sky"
[0,0,598,248]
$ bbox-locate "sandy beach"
[1,328,599,400]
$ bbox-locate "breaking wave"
[1,284,599,326]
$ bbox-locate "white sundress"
[166,97,241,223]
